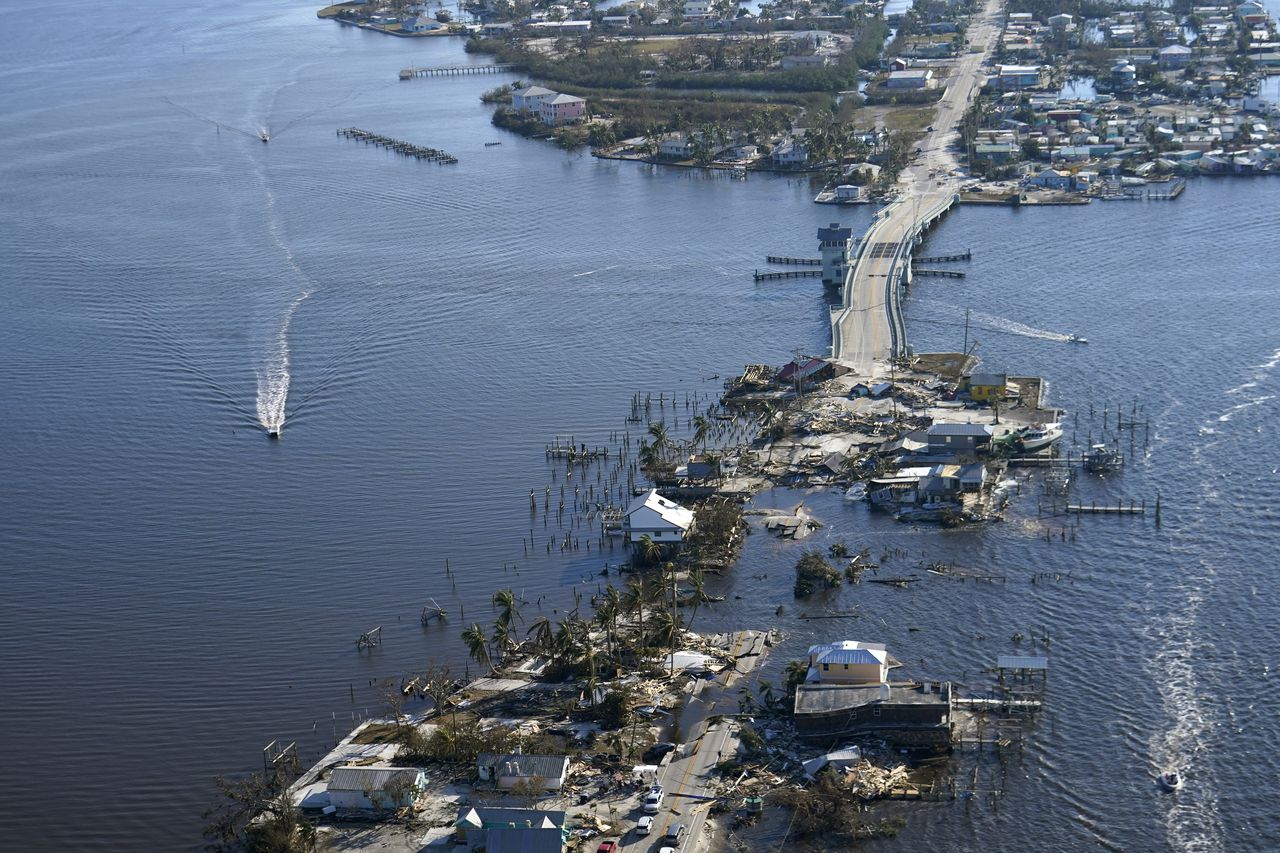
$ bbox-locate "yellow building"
[967,372,1007,403]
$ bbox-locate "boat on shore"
[1016,422,1063,452]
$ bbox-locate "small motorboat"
[1157,770,1183,791]
[1066,334,1088,344]
[258,129,271,143]
[267,427,281,440]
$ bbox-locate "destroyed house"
[477,753,570,791]
[793,682,954,749]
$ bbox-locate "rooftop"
[794,683,950,714]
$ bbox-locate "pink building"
[540,94,586,127]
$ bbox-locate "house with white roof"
[806,641,889,684]
[478,753,570,791]
[622,489,694,545]
[512,85,558,111]
[540,93,586,126]
[326,766,426,811]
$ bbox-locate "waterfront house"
[772,132,809,166]
[957,461,989,492]
[1111,61,1138,88]
[806,641,889,684]
[793,681,954,749]
[966,372,1007,402]
[540,93,586,126]
[622,489,694,545]
[478,753,570,791]
[401,15,443,32]
[885,68,934,89]
[926,423,993,454]
[455,806,568,852]
[776,357,832,388]
[659,132,693,158]
[480,22,514,36]
[326,766,426,811]
[1026,167,1075,190]
[817,221,853,287]
[512,85,558,111]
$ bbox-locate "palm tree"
[526,615,555,658]
[757,678,778,710]
[685,568,707,630]
[637,533,664,566]
[461,623,493,672]
[596,586,623,661]
[492,618,517,660]
[492,588,521,628]
[692,415,710,449]
[647,420,673,461]
[622,576,650,656]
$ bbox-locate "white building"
[401,15,443,32]
[326,766,426,811]
[771,133,809,166]
[622,489,694,545]
[884,68,934,89]
[511,85,558,111]
[659,132,693,158]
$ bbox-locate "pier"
[765,255,822,266]
[1066,500,1146,515]
[830,0,1002,377]
[914,250,972,263]
[911,267,966,278]
[755,269,823,282]
[399,63,517,79]
[336,128,457,163]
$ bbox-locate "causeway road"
[833,0,1004,378]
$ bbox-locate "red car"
[596,843,618,853]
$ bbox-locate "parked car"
[596,842,618,853]
[636,815,654,835]
[665,823,687,842]
[644,742,676,763]
[644,785,665,814]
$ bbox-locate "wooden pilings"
[336,127,457,163]
[399,63,517,79]
[765,255,822,266]
[753,269,822,282]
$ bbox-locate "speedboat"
[1157,770,1183,791]
[267,427,281,440]
[1067,334,1088,344]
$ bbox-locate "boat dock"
[1066,500,1146,515]
[755,269,823,282]
[914,250,972,263]
[336,128,457,163]
[765,255,822,266]
[399,63,517,80]
[911,267,966,278]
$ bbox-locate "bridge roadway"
[832,0,1004,378]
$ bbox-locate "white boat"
[1067,334,1088,344]
[843,483,867,502]
[1017,423,1063,452]
[1157,770,1183,791]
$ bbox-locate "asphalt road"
[617,631,768,853]
[833,0,1004,378]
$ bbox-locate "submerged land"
[215,0,1269,848]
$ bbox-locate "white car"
[636,815,654,835]
[643,785,664,814]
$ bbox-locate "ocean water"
[2,2,1278,851]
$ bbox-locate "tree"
[526,615,556,658]
[378,677,408,730]
[203,770,316,853]
[492,587,521,628]
[637,533,664,565]
[692,414,710,448]
[647,420,674,461]
[462,623,494,672]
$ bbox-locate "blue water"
[2,1,1279,851]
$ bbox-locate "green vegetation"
[794,550,842,597]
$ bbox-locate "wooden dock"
[911,267,965,278]
[754,269,822,282]
[1066,500,1146,515]
[914,250,971,263]
[336,128,457,163]
[399,63,517,80]
[765,255,822,266]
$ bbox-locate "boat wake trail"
[913,300,1072,342]
[254,179,314,437]
[572,264,619,278]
